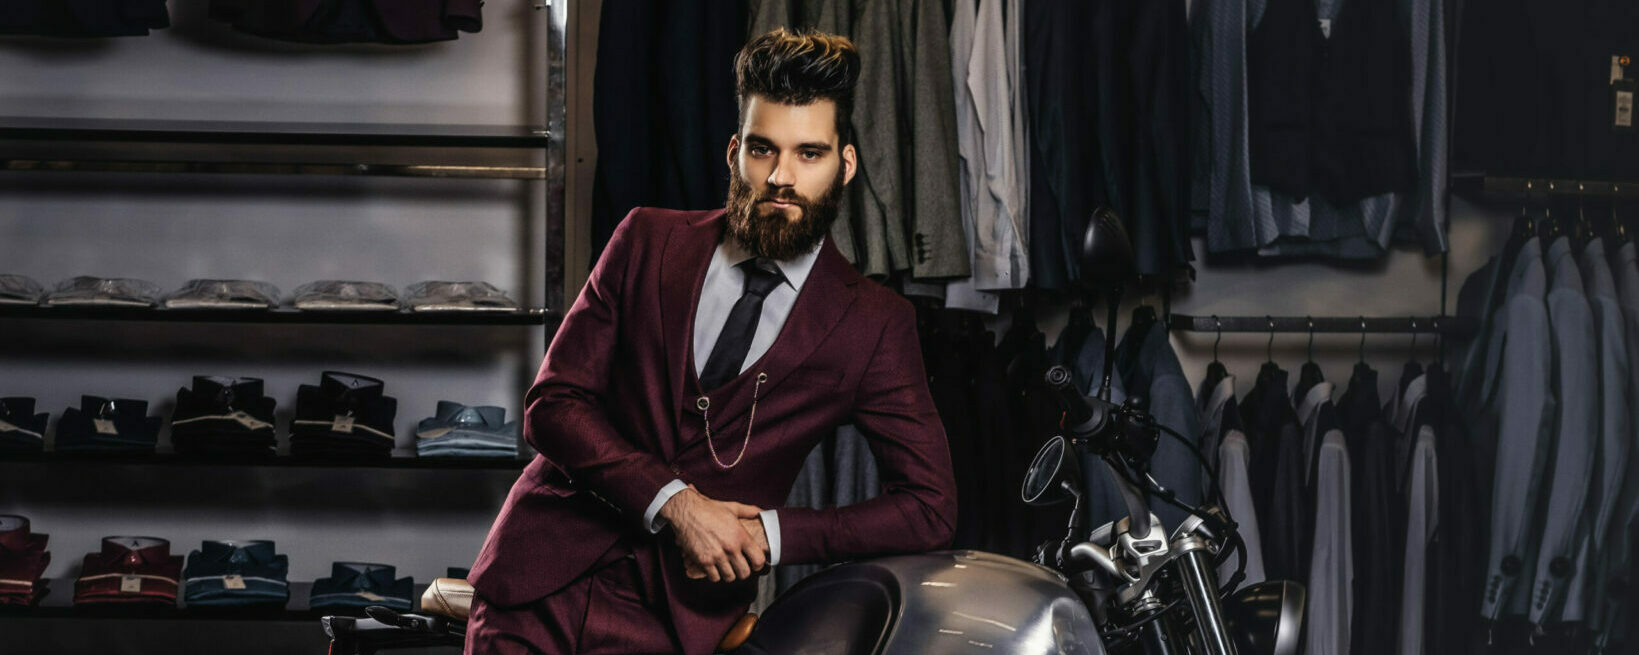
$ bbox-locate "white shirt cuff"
[760,509,783,567]
[644,479,690,533]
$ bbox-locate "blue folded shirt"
[310,562,412,612]
[183,540,290,608]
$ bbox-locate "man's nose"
[766,155,798,188]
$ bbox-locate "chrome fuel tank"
[733,550,1106,655]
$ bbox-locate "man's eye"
[750,146,772,156]
[801,150,821,160]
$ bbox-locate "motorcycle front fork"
[1133,545,1236,655]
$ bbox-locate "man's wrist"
[645,479,691,533]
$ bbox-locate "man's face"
[725,95,858,260]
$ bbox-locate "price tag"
[93,419,118,435]
[332,415,356,434]
[223,575,247,590]
[357,591,386,602]
[418,427,452,440]
[120,575,142,593]
[230,412,270,430]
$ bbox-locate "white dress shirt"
[640,235,826,566]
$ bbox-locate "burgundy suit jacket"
[470,207,957,653]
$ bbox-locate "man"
[466,29,958,654]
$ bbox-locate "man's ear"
[841,143,858,186]
[726,134,740,170]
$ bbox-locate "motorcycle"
[323,210,1306,654]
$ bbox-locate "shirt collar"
[193,377,266,406]
[319,371,385,403]
[432,401,507,429]
[328,562,397,591]
[79,396,149,421]
[0,515,31,551]
[99,536,172,569]
[198,540,278,566]
[1295,381,1334,428]
[719,235,825,293]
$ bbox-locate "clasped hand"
[658,486,770,583]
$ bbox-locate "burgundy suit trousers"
[465,546,680,655]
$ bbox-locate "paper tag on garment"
[230,411,271,431]
[93,419,118,435]
[120,575,142,593]
[1614,55,1628,85]
[417,427,453,440]
[223,575,247,590]
[1318,19,1332,39]
[1617,90,1634,128]
[356,591,386,602]
[331,415,355,434]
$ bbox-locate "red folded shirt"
[74,536,183,606]
[0,515,50,607]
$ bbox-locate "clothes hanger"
[1127,297,1159,344]
[1203,315,1229,393]
[1398,318,1424,401]
[1295,317,1326,402]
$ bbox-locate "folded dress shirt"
[183,540,289,608]
[55,396,162,455]
[163,279,281,310]
[292,281,399,312]
[414,402,518,458]
[0,397,49,455]
[45,276,162,308]
[290,371,397,459]
[74,536,184,606]
[309,562,413,612]
[170,377,278,457]
[0,515,51,607]
[403,281,518,313]
[0,274,43,306]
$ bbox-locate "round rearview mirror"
[1021,435,1080,506]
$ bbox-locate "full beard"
[724,155,845,261]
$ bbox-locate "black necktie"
[699,259,785,392]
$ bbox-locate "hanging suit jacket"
[1114,318,1204,531]
[208,0,480,44]
[470,208,957,655]
[1528,236,1599,626]
[1479,237,1552,621]
[1338,365,1403,655]
[1241,363,1308,583]
[1563,238,1633,624]
[1596,240,1639,648]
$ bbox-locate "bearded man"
[464,28,958,655]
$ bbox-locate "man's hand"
[660,487,767,582]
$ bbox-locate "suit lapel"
[660,210,726,459]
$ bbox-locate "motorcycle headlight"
[1222,580,1305,655]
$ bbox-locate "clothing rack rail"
[1167,314,1477,335]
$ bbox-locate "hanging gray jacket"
[1526,236,1598,626]
[1480,237,1552,621]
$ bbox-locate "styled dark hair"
[733,28,861,143]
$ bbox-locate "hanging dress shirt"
[944,0,1001,313]
[1200,374,1267,589]
[966,0,1030,290]
[1297,381,1352,655]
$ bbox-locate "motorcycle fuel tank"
[732,550,1106,655]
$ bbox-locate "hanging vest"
[1247,0,1417,204]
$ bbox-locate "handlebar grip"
[1045,366,1099,437]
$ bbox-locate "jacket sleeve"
[523,210,677,526]
[775,302,959,565]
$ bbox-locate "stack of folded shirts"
[309,562,413,613]
[0,515,51,607]
[163,280,281,310]
[171,377,277,457]
[45,276,161,308]
[403,281,518,313]
[415,402,518,459]
[292,281,399,312]
[290,371,397,459]
[0,274,43,306]
[74,536,183,606]
[0,398,49,455]
[183,540,289,609]
[55,396,162,455]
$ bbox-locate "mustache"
[758,188,807,205]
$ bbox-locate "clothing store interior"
[1,0,1634,653]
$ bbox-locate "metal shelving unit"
[0,304,553,326]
